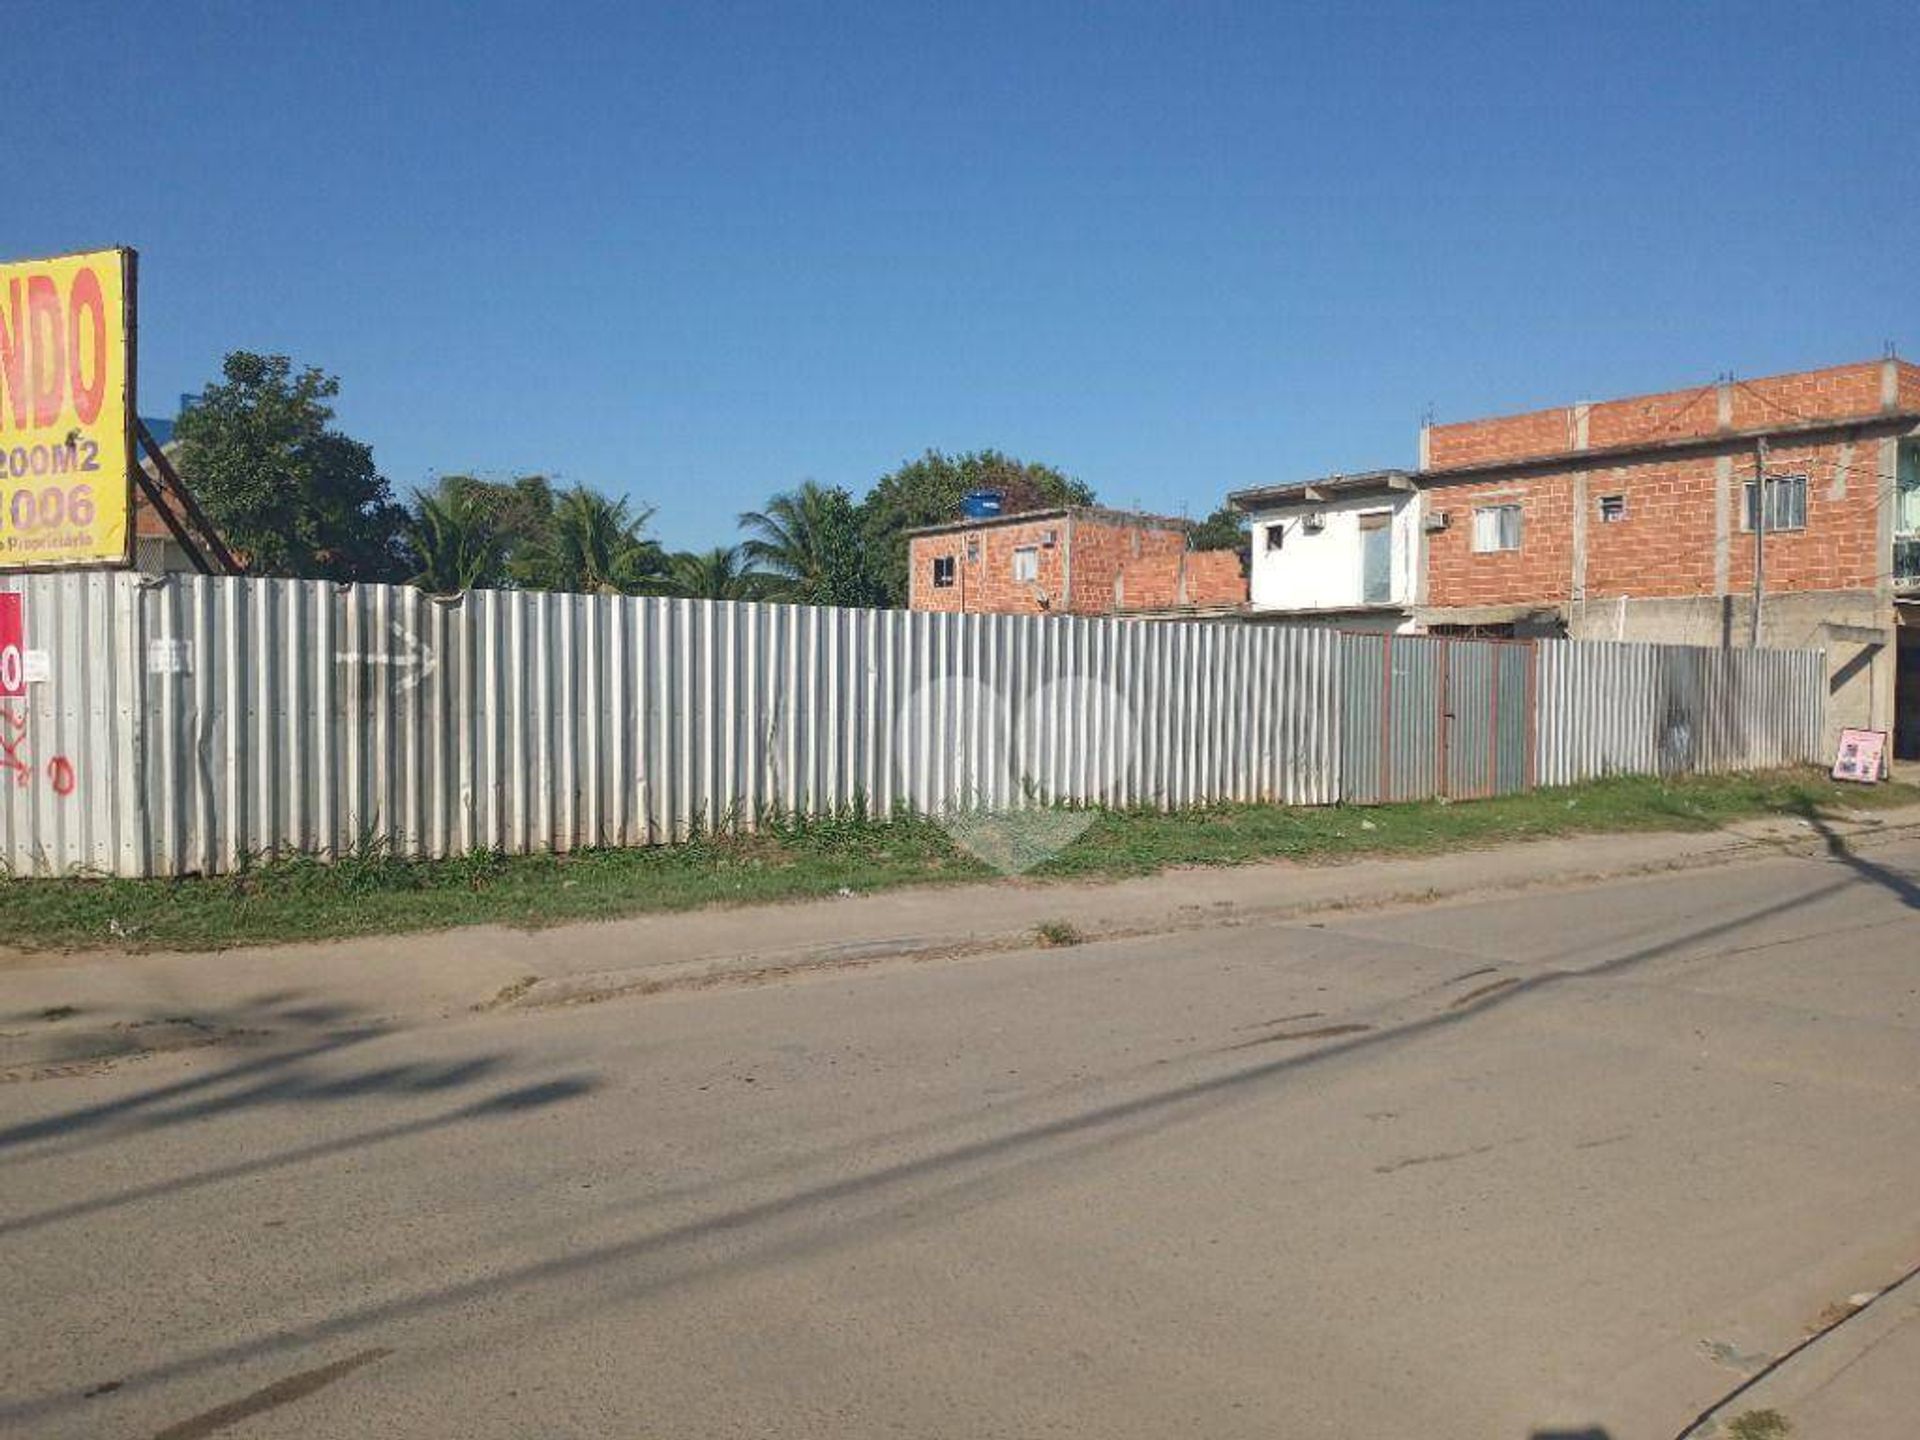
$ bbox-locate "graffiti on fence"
[0,704,75,795]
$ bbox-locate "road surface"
[5,837,1919,1439]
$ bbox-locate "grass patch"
[1033,920,1085,948]
[1727,1409,1792,1440]
[0,769,1911,954]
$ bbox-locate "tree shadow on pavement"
[0,990,584,1158]
[4,857,1873,1436]
[0,988,598,1233]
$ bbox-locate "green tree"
[513,484,665,594]
[1187,504,1248,554]
[404,484,508,593]
[642,545,766,601]
[172,352,408,581]
[739,481,883,607]
[858,449,1093,606]
[432,473,558,567]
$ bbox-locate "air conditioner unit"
[1424,510,1451,533]
[1301,513,1327,533]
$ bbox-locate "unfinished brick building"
[906,507,1245,618]
[1412,357,1920,751]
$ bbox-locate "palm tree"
[515,485,663,594]
[404,486,507,593]
[738,481,856,603]
[642,546,766,601]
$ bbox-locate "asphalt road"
[5,837,1920,1440]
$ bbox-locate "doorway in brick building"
[1897,617,1920,761]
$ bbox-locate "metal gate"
[1339,633,1536,803]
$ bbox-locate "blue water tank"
[960,489,1005,520]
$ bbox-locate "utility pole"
[1749,437,1769,648]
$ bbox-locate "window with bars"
[1471,503,1522,553]
[1741,474,1807,532]
[931,555,955,588]
[1897,444,1920,588]
[1012,546,1039,582]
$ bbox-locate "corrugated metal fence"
[1533,638,1826,787]
[0,573,1825,877]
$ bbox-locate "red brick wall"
[1111,549,1246,610]
[1424,436,1881,610]
[1898,359,1920,413]
[910,517,1069,615]
[907,514,1240,615]
[1425,476,1578,608]
[1066,518,1187,612]
[1585,385,1721,450]
[1426,407,1578,469]
[1582,457,1719,599]
[1724,437,1880,595]
[1427,360,1901,471]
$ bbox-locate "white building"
[1228,470,1423,632]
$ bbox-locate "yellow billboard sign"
[0,248,135,569]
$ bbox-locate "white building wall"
[1245,492,1419,616]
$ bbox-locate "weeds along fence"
[0,573,1825,878]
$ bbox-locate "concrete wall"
[1245,491,1419,613]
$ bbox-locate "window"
[1598,494,1627,524]
[1358,512,1391,604]
[1472,503,1523,553]
[1012,546,1039,583]
[1264,523,1285,552]
[1742,474,1807,532]
[1897,444,1920,589]
[965,536,981,564]
[931,555,955,588]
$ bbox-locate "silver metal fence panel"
[1341,633,1447,804]
[3,573,1822,878]
[1534,639,1825,786]
[1440,640,1536,800]
[87,578,1344,876]
[0,572,140,877]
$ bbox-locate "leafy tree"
[858,449,1093,606]
[404,484,508,593]
[739,481,884,607]
[172,352,408,581]
[1187,504,1248,555]
[512,484,665,594]
[642,545,766,601]
[432,473,558,563]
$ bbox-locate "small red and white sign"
[1832,727,1887,784]
[0,593,23,699]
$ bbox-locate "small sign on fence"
[1831,728,1887,784]
[0,593,23,698]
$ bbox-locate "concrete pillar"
[1713,455,1733,596]
[1571,471,1590,607]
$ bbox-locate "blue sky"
[16,0,1916,549]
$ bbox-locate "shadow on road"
[5,854,1880,1434]
[0,990,598,1160]
[1789,797,1920,911]
[0,988,598,1236]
